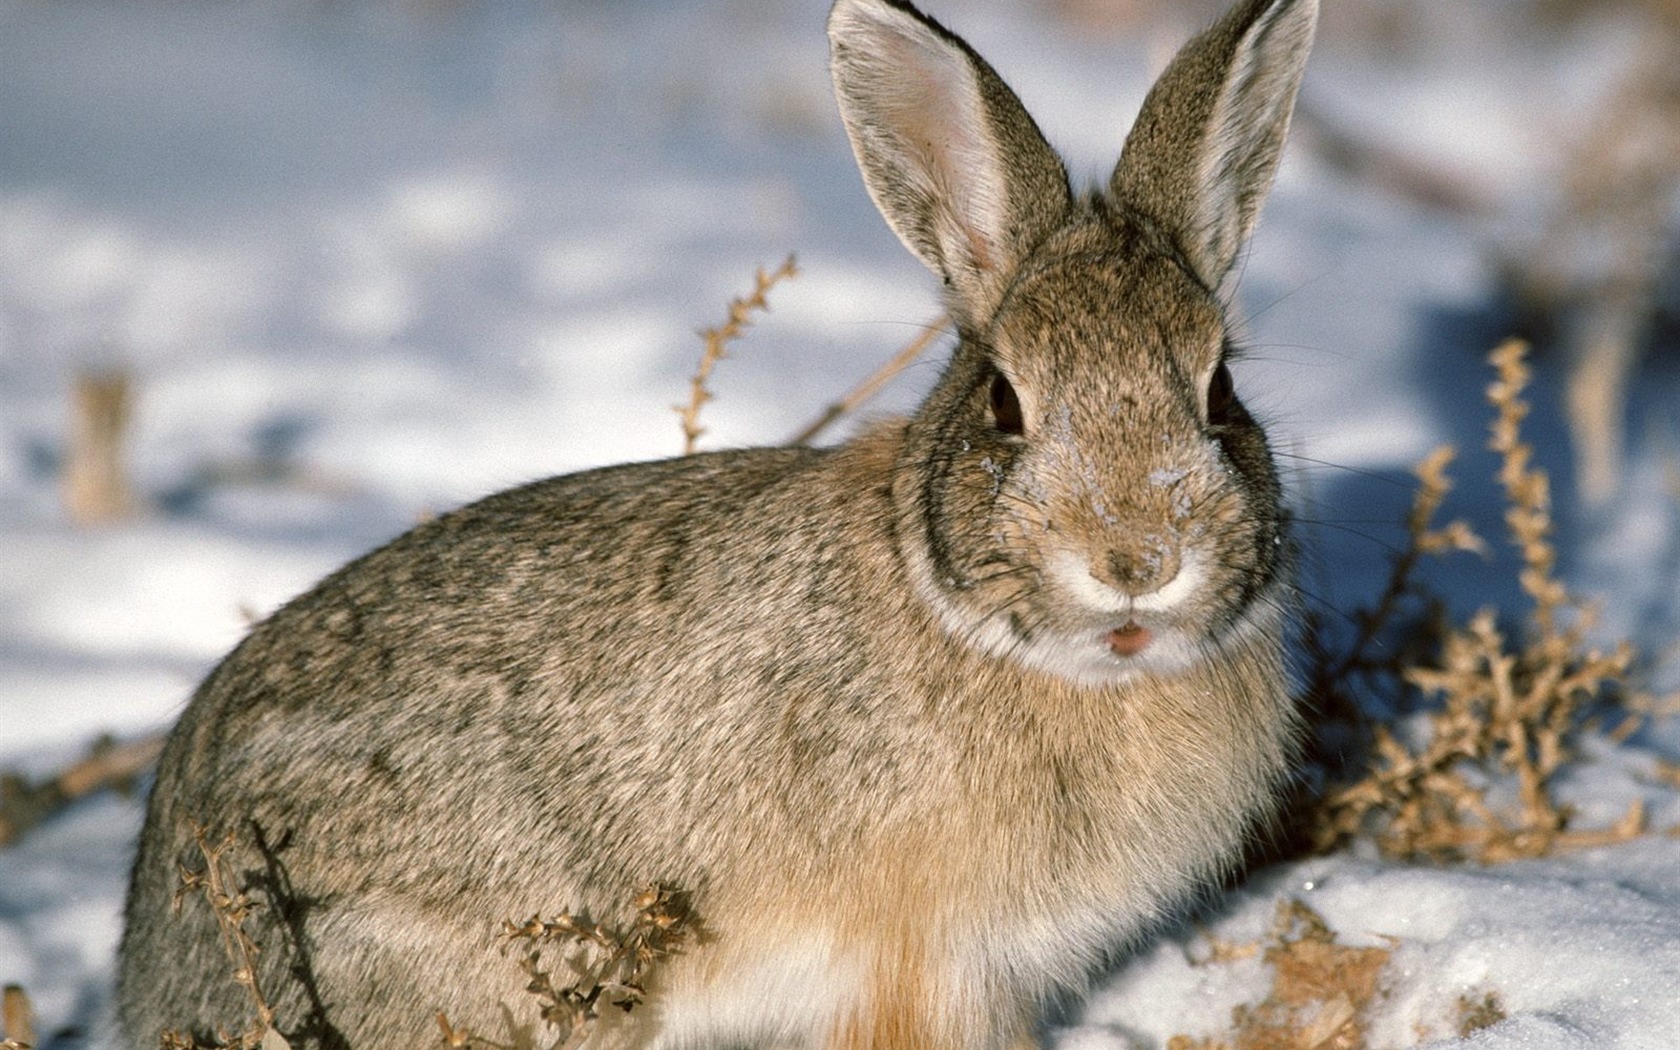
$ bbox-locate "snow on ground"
[2,0,1679,1046]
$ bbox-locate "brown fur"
[117,1,1317,1047]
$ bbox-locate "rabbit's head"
[830,0,1314,686]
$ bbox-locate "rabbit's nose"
[1094,539,1182,599]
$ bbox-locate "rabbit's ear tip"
[830,0,913,15]
[828,0,891,25]
[828,0,928,40]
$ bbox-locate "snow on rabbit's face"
[907,249,1286,687]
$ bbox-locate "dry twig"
[0,733,165,848]
[788,314,948,445]
[163,825,290,1050]
[1306,444,1484,705]
[677,255,799,454]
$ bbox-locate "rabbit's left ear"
[1111,0,1317,295]
[829,0,1071,326]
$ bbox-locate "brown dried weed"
[1309,339,1665,863]
[676,255,799,454]
[439,885,694,1050]
[161,825,290,1050]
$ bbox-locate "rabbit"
[116,0,1316,1047]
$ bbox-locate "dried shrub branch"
[1310,339,1658,863]
[1305,444,1485,718]
[677,255,799,454]
[163,825,290,1050]
[0,733,166,848]
[788,314,948,446]
[439,885,693,1050]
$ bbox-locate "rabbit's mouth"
[1107,622,1153,657]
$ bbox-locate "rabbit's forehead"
[992,253,1224,376]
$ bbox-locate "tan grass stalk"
[163,825,289,1050]
[677,255,799,454]
[64,367,137,525]
[787,314,948,446]
[2,985,34,1050]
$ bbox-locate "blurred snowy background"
[2,0,1679,1045]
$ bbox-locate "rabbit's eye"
[1206,362,1236,421]
[990,371,1024,436]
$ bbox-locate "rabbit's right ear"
[829,0,1071,326]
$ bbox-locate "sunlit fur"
[117,1,1316,1047]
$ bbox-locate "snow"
[3,0,1679,1046]
[1077,842,1680,1049]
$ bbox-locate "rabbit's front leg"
[824,951,1037,1050]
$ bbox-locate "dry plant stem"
[787,314,949,445]
[2,985,34,1050]
[1487,339,1565,641]
[676,255,799,454]
[443,887,691,1050]
[0,732,166,847]
[1314,339,1647,863]
[166,825,280,1049]
[1316,444,1482,687]
[64,367,137,525]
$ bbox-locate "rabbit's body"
[119,0,1318,1046]
[122,426,1289,1048]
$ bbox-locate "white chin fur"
[994,619,1207,687]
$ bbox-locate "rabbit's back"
[119,434,943,1043]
